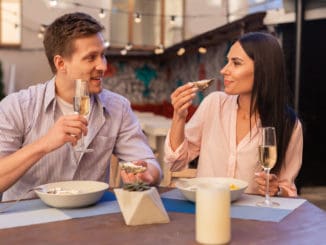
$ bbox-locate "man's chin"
[90,87,103,94]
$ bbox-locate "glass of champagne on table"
[256,126,279,207]
[73,79,93,153]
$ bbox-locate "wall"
[0,0,228,104]
[102,42,227,105]
[0,0,111,93]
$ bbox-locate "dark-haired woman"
[164,32,303,197]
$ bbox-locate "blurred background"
[0,0,325,207]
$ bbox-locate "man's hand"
[120,160,155,185]
[40,114,88,153]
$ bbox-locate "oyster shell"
[120,162,147,174]
[192,79,214,91]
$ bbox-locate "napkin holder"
[114,187,170,226]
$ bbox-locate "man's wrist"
[277,186,283,196]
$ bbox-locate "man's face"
[63,33,107,94]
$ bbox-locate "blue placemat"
[161,197,291,222]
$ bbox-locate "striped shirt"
[0,78,161,201]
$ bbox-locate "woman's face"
[220,41,254,96]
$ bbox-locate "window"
[110,0,184,49]
[0,0,21,46]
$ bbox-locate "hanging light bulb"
[99,9,106,19]
[198,47,207,54]
[120,49,127,55]
[170,15,176,25]
[154,44,164,55]
[49,0,58,7]
[177,47,185,56]
[125,43,133,51]
[37,32,44,39]
[104,40,110,48]
[134,13,142,23]
[40,24,47,32]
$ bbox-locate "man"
[0,12,161,201]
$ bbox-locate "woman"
[164,32,303,197]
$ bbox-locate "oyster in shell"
[192,79,214,91]
[120,162,147,174]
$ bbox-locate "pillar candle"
[196,184,231,244]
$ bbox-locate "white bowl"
[34,180,109,208]
[175,177,248,202]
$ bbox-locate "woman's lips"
[224,79,232,86]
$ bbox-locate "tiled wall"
[103,42,228,105]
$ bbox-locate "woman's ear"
[53,55,66,73]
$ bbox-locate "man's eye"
[87,55,96,61]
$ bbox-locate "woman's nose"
[220,63,230,75]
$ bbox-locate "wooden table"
[0,194,325,244]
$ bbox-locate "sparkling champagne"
[73,96,90,116]
[258,145,277,169]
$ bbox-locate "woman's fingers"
[255,172,279,196]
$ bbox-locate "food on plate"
[45,187,81,195]
[192,79,214,91]
[120,162,147,174]
[184,183,239,191]
[229,184,239,190]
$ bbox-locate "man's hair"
[43,12,104,73]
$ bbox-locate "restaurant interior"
[0,1,326,242]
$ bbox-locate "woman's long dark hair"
[239,32,298,174]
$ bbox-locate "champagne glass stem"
[264,168,271,205]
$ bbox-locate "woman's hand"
[254,171,279,196]
[171,83,198,121]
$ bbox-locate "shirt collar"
[44,77,56,112]
[43,78,111,117]
[96,90,112,116]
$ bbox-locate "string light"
[170,15,176,25]
[198,47,207,54]
[154,44,164,55]
[120,49,127,55]
[177,47,185,56]
[49,0,58,7]
[125,43,133,50]
[1,0,230,56]
[104,40,110,48]
[98,8,106,19]
[134,12,142,23]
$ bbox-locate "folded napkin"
[114,187,170,226]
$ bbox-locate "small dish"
[34,180,109,208]
[175,177,248,202]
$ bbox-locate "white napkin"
[114,187,170,226]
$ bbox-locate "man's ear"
[54,55,66,73]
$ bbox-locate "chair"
[109,155,122,188]
[166,168,197,187]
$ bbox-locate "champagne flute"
[73,79,93,153]
[256,127,279,207]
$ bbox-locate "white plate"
[34,180,109,208]
[175,177,248,202]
